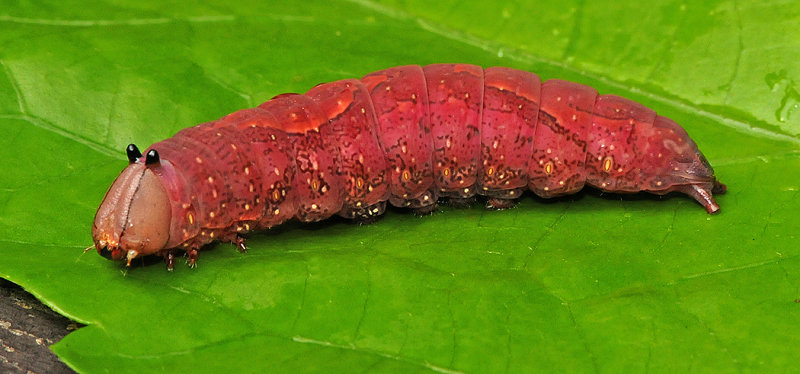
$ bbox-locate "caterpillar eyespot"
[91,64,726,270]
[145,149,160,165]
[126,144,142,164]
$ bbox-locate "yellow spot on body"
[270,134,276,140]
[658,153,663,158]
[245,167,250,175]
[463,188,469,194]
[615,108,620,113]
[274,209,280,215]
[546,148,552,154]
[209,232,215,238]
[556,97,562,102]
[195,157,203,164]
[188,213,194,225]
[656,181,663,186]
[402,170,411,181]
[208,176,214,183]
[361,107,366,114]
[572,114,577,121]
[465,93,470,99]
[212,189,218,198]
[274,168,280,175]
[356,178,364,188]
[244,223,251,230]
[544,161,554,174]
[518,104,523,109]
[182,203,190,209]
[221,203,226,208]
[231,143,237,150]
[209,212,215,218]
[401,145,407,153]
[487,167,494,176]
[245,204,251,210]
[290,113,298,120]
[601,182,607,188]
[367,184,374,192]
[273,190,281,201]
[311,180,319,190]
[559,180,565,186]
[411,93,416,100]
[617,167,623,172]
[446,138,451,148]
[492,140,499,149]
[544,187,550,191]
[423,195,430,201]
[311,203,318,209]
[443,168,450,176]
[386,86,391,91]
[603,157,613,172]
[249,183,255,193]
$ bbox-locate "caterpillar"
[91,64,726,270]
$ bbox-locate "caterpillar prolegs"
[91,64,726,270]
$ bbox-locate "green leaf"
[1,0,798,373]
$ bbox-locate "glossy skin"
[92,64,725,269]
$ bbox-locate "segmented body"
[97,64,725,266]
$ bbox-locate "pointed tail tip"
[706,201,721,214]
[681,184,721,214]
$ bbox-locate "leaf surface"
[0,1,798,372]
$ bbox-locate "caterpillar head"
[92,145,171,265]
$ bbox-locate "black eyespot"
[145,149,160,165]
[126,144,142,164]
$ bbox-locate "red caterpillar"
[92,64,726,270]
